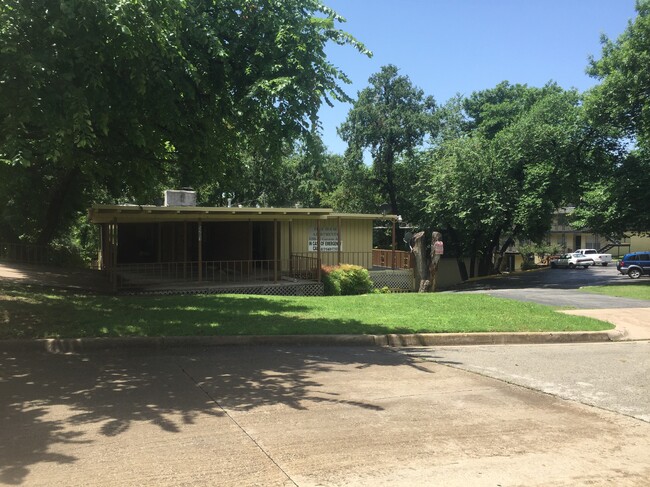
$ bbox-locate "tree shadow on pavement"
[0,346,433,485]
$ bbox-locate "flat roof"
[88,204,395,224]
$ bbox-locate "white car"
[574,249,613,266]
[550,253,594,269]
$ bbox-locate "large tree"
[421,84,604,277]
[338,64,436,218]
[572,0,650,236]
[0,0,368,244]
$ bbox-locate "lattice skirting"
[122,282,324,297]
[369,269,415,292]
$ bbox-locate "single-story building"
[88,191,400,293]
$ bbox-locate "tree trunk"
[36,167,80,246]
[469,255,476,279]
[429,231,442,292]
[478,252,493,277]
[410,231,430,292]
[456,258,469,282]
[384,149,398,217]
[493,236,515,274]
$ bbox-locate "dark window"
[627,254,640,261]
[639,254,650,261]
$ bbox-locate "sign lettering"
[308,227,341,252]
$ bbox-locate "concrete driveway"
[2,346,650,486]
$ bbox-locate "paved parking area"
[2,346,650,486]
[454,266,650,309]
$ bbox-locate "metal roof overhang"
[88,205,394,224]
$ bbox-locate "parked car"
[574,249,613,266]
[550,253,594,269]
[617,251,650,279]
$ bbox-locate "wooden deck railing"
[110,255,320,289]
[372,249,413,269]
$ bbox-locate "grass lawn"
[579,283,650,301]
[0,283,613,339]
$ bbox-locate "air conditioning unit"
[164,189,196,207]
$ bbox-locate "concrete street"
[400,341,650,423]
[2,346,650,486]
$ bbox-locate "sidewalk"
[559,307,650,341]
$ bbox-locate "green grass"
[0,283,612,339]
[579,283,650,300]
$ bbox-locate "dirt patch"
[0,262,111,293]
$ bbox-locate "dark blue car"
[617,251,650,279]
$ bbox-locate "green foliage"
[339,65,436,216]
[320,152,381,214]
[520,261,538,271]
[571,149,650,237]
[422,134,507,261]
[463,81,563,139]
[580,284,650,301]
[321,264,373,296]
[374,286,392,294]
[420,83,605,275]
[575,1,650,236]
[0,0,369,244]
[585,0,650,146]
[516,241,550,270]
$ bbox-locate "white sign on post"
[308,227,341,252]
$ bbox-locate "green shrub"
[373,286,392,294]
[321,266,341,296]
[520,261,538,271]
[321,264,373,296]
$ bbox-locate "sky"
[316,0,639,155]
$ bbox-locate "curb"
[0,329,625,353]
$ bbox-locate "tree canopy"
[572,0,650,236]
[0,0,368,244]
[2,0,648,270]
[417,83,613,276]
[338,65,436,217]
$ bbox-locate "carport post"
[98,223,105,270]
[111,218,118,292]
[289,219,293,275]
[273,219,278,282]
[337,217,342,265]
[392,219,396,269]
[198,220,202,283]
[317,219,321,281]
[183,222,187,279]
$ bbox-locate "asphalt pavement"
[453,265,650,308]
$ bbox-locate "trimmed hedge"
[321,264,373,296]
